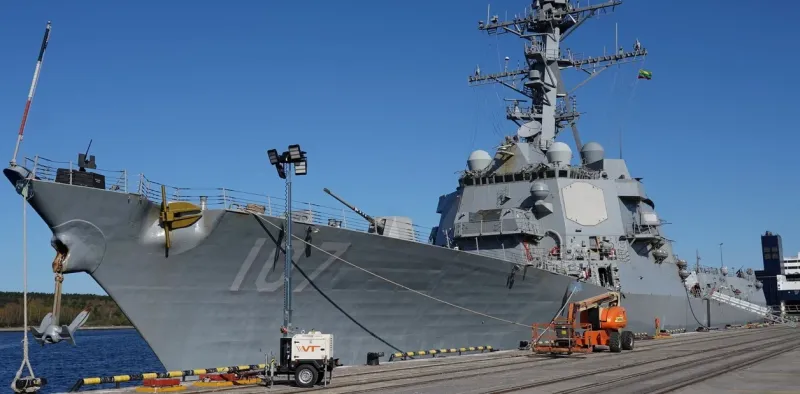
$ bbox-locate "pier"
[77,325,800,394]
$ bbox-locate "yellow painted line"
[234,378,261,385]
[135,385,187,393]
[193,381,233,388]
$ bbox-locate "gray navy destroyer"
[5,0,773,371]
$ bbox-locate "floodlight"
[288,144,303,161]
[294,160,307,176]
[275,163,286,179]
[267,149,280,165]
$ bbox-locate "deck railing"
[23,156,431,243]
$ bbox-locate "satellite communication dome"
[530,181,549,200]
[545,142,572,164]
[467,150,492,171]
[580,142,605,164]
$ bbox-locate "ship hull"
[4,171,767,370]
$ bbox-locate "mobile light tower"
[267,144,308,337]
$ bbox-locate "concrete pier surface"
[81,325,800,394]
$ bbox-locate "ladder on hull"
[709,290,797,328]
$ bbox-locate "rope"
[685,287,709,329]
[253,215,531,329]
[12,180,36,392]
[616,57,647,145]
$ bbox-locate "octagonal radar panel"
[517,120,541,139]
[562,181,608,226]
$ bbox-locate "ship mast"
[469,0,646,154]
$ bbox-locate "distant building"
[755,232,800,315]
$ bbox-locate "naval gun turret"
[323,188,384,234]
[323,188,416,242]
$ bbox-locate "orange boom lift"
[532,291,635,355]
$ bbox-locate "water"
[0,329,163,393]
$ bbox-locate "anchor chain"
[51,251,66,326]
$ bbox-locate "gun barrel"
[323,188,375,224]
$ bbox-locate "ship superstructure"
[4,0,770,371]
[433,0,677,294]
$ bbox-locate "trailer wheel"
[609,331,622,353]
[294,364,318,388]
[621,330,635,350]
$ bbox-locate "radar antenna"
[470,0,646,153]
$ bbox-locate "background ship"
[4,0,769,370]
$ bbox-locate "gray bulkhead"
[432,138,687,295]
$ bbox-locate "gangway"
[708,289,797,328]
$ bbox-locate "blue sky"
[1,0,798,294]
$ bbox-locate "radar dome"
[530,181,550,200]
[467,150,492,171]
[546,142,572,165]
[580,142,605,164]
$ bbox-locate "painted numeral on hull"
[230,238,350,293]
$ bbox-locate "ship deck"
[16,155,745,276]
[78,324,800,394]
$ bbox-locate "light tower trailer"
[266,331,340,388]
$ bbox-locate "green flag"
[638,69,652,80]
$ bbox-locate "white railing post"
[342,209,347,229]
[222,188,227,209]
[267,196,272,216]
[123,170,128,193]
[32,156,39,177]
[138,174,143,195]
[69,161,73,184]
